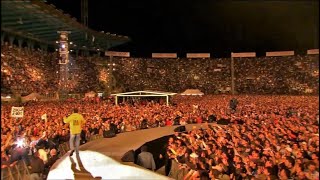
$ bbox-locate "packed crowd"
[1,44,102,95]
[234,55,319,94]
[165,95,319,180]
[1,44,318,179]
[109,57,231,93]
[1,44,319,96]
[66,56,101,93]
[1,44,59,96]
[103,55,319,95]
[1,94,319,179]
[168,122,319,180]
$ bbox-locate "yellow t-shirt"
[63,113,86,135]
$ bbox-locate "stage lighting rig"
[57,31,71,64]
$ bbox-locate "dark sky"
[47,0,319,57]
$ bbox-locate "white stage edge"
[47,124,211,179]
[47,151,170,179]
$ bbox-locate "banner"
[307,49,319,55]
[105,51,130,57]
[246,76,256,80]
[231,52,256,58]
[41,114,47,120]
[266,51,294,57]
[312,70,319,77]
[41,113,47,125]
[152,53,177,58]
[305,88,313,93]
[11,107,24,118]
[217,64,227,68]
[186,53,210,58]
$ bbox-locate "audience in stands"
[107,55,318,95]
[1,44,59,96]
[1,44,101,95]
[1,44,319,96]
[1,44,319,179]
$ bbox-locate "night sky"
[47,0,319,57]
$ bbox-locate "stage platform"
[47,124,210,179]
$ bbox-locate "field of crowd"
[1,44,319,179]
[1,95,319,179]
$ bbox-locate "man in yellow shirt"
[63,108,86,156]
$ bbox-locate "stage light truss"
[58,31,71,64]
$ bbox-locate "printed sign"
[41,114,47,120]
[231,52,256,58]
[307,49,319,55]
[186,53,210,58]
[152,53,177,58]
[266,51,294,57]
[105,51,130,57]
[11,107,24,118]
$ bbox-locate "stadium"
[1,0,319,180]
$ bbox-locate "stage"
[47,124,210,179]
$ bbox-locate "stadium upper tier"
[1,0,130,51]
[1,45,319,96]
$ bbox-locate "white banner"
[152,53,177,58]
[307,49,319,55]
[266,51,294,57]
[41,113,47,124]
[105,51,130,57]
[11,107,24,118]
[312,70,319,77]
[41,114,47,120]
[231,52,256,58]
[305,88,313,93]
[186,53,210,58]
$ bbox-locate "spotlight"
[61,44,66,48]
[70,42,73,45]
[15,138,25,148]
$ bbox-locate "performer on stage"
[64,108,86,156]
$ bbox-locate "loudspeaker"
[208,114,217,123]
[121,150,135,162]
[110,123,118,134]
[174,126,186,132]
[217,119,230,125]
[103,130,116,138]
[229,98,238,110]
[140,119,148,129]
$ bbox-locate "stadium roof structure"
[1,0,130,51]
[111,90,177,106]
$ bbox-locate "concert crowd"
[1,44,319,180]
[1,95,319,179]
[1,44,319,96]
